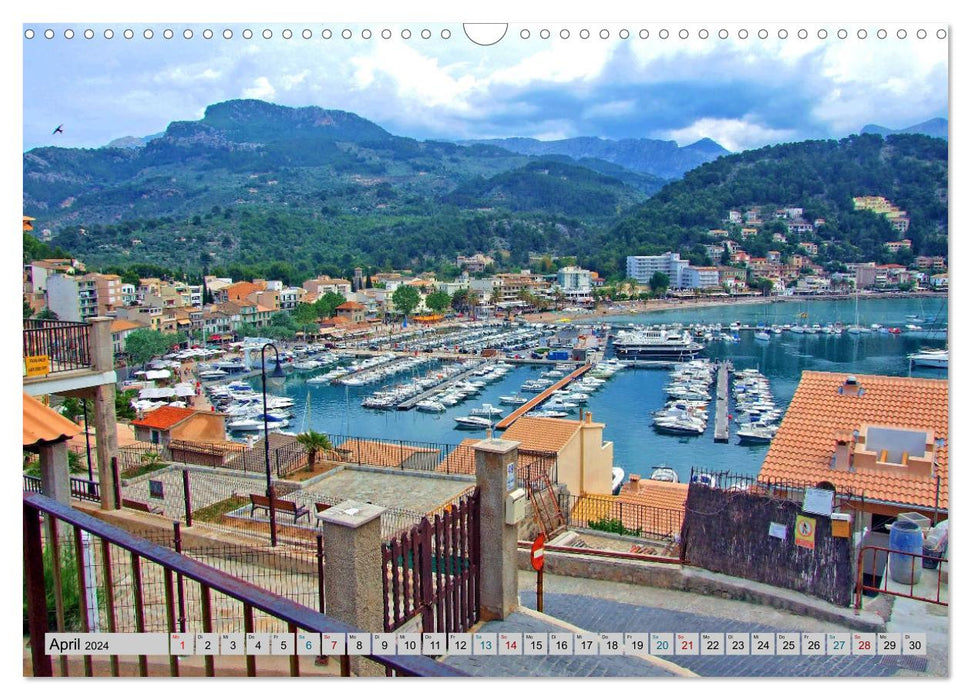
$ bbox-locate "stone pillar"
[474,438,520,621]
[88,318,119,509]
[318,500,386,677]
[39,440,71,505]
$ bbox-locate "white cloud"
[280,70,309,91]
[582,100,636,120]
[489,40,616,87]
[659,117,798,151]
[242,77,276,100]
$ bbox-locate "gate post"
[473,438,521,622]
[318,500,386,677]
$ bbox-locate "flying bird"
[52,124,63,135]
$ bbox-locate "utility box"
[505,488,527,525]
[831,513,852,538]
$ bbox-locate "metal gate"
[381,488,480,634]
[525,469,566,537]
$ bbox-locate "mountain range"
[23,100,948,282]
[861,118,948,140]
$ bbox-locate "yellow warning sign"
[795,515,816,550]
[24,355,50,377]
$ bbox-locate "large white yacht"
[612,329,704,361]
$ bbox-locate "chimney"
[585,410,593,424]
[629,474,640,493]
[833,431,855,471]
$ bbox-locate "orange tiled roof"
[336,439,437,468]
[500,416,581,453]
[132,406,196,431]
[618,479,689,513]
[224,281,263,301]
[23,393,82,447]
[336,301,365,310]
[110,319,144,333]
[434,439,556,482]
[759,371,948,510]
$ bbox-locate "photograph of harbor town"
[20,17,950,682]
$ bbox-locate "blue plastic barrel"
[888,520,923,585]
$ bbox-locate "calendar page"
[17,0,950,689]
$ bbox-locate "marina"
[186,297,945,485]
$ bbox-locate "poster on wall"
[795,515,816,550]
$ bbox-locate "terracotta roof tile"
[132,406,197,431]
[618,479,689,512]
[336,439,437,469]
[760,371,947,510]
[23,393,82,447]
[500,417,581,453]
[434,439,554,481]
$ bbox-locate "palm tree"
[296,431,333,470]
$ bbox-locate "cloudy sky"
[22,19,947,153]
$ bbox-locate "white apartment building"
[681,267,721,289]
[556,266,594,300]
[626,253,689,287]
[46,273,100,322]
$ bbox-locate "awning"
[23,393,82,448]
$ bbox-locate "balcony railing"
[23,319,93,375]
[24,492,466,678]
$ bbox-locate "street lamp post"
[261,342,287,546]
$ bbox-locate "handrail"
[23,492,466,677]
[854,543,948,610]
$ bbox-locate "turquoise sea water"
[252,296,948,483]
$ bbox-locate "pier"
[395,360,490,410]
[494,364,593,430]
[713,360,732,443]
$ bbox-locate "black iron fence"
[561,493,684,540]
[23,319,92,375]
[24,492,465,677]
[688,467,865,507]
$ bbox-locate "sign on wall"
[24,354,50,377]
[795,515,816,550]
[802,488,835,517]
[506,461,516,491]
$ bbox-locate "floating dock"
[713,360,732,443]
[494,364,592,430]
[395,361,489,410]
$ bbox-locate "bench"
[123,498,164,515]
[249,493,310,524]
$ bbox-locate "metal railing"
[70,477,100,503]
[23,319,92,375]
[688,467,865,506]
[562,493,684,541]
[854,544,948,610]
[23,492,466,678]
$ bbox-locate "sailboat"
[847,289,865,334]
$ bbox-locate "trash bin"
[889,519,923,585]
[922,521,948,570]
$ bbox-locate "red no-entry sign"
[530,533,545,571]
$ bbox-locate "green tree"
[391,285,421,317]
[296,431,333,470]
[314,292,346,319]
[489,286,503,306]
[115,390,137,421]
[124,329,171,368]
[23,299,33,319]
[424,290,452,314]
[648,272,670,296]
[35,308,59,321]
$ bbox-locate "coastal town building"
[555,266,594,302]
[335,300,367,323]
[110,318,147,355]
[46,272,100,322]
[302,275,352,298]
[627,253,688,287]
[885,239,913,253]
[680,266,720,289]
[132,405,228,448]
[759,371,948,532]
[456,253,495,273]
[500,413,614,496]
